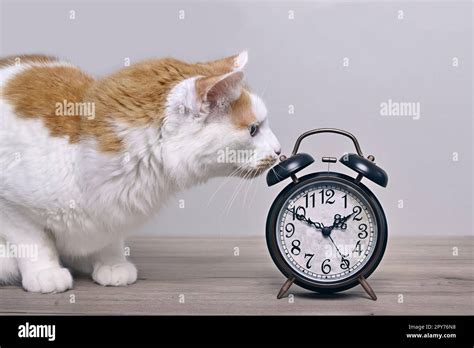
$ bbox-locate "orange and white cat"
[0,52,280,293]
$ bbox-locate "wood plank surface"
[0,236,472,315]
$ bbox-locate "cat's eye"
[248,122,259,137]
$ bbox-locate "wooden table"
[0,236,472,315]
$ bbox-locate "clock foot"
[276,277,295,299]
[358,275,377,301]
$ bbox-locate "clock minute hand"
[328,235,349,259]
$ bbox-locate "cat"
[0,52,281,293]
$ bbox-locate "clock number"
[321,258,331,274]
[353,240,362,256]
[319,189,335,204]
[285,223,295,238]
[291,240,301,255]
[304,192,315,208]
[342,194,348,209]
[304,253,314,269]
[291,206,306,221]
[353,206,362,221]
[340,257,350,270]
[358,223,368,239]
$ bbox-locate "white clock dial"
[276,181,378,283]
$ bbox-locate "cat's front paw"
[92,262,137,286]
[22,267,73,293]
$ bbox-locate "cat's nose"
[274,148,281,155]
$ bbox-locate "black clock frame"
[266,171,388,294]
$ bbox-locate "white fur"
[0,55,280,293]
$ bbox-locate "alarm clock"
[266,128,388,300]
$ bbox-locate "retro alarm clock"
[266,128,388,300]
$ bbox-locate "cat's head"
[162,51,281,181]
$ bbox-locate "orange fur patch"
[229,90,257,129]
[3,64,97,143]
[86,57,223,130]
[2,53,247,153]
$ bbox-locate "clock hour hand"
[285,208,323,230]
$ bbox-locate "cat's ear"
[227,51,248,71]
[195,71,244,106]
[203,51,248,74]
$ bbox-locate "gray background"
[1,0,472,236]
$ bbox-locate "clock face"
[275,180,378,283]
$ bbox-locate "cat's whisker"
[217,165,246,207]
[223,162,255,215]
[242,153,256,208]
[237,163,254,205]
[242,168,257,209]
[249,169,261,208]
[241,166,259,208]
[235,153,259,211]
[223,171,247,215]
[206,164,246,207]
